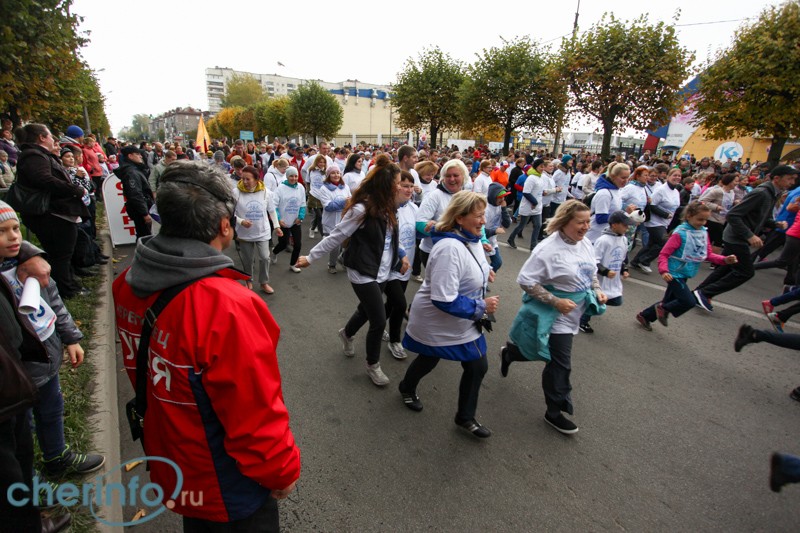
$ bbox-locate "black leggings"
[752,330,800,350]
[384,279,408,343]
[400,354,488,423]
[754,234,800,286]
[633,225,668,267]
[345,281,387,364]
[272,224,302,265]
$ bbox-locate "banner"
[195,116,211,153]
[103,175,137,246]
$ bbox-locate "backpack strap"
[134,275,214,419]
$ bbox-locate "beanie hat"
[285,167,299,177]
[0,200,19,224]
[562,154,573,165]
[65,125,84,139]
[326,165,341,178]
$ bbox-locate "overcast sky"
[71,0,779,135]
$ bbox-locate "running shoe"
[635,263,653,274]
[544,413,578,435]
[762,300,774,315]
[636,313,653,331]
[693,290,714,311]
[338,328,355,357]
[656,303,669,327]
[767,312,785,333]
[366,362,390,386]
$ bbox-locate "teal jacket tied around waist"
[509,287,605,362]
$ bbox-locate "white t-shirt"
[593,232,628,299]
[391,201,419,281]
[472,172,493,197]
[517,232,597,334]
[586,187,622,243]
[317,183,351,234]
[646,184,680,228]
[232,187,279,241]
[344,171,364,192]
[405,237,489,346]
[416,187,455,253]
[581,172,599,195]
[518,174,544,216]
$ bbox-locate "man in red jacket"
[112,161,300,530]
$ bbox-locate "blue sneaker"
[693,290,714,311]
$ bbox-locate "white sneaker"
[413,275,424,283]
[290,265,301,273]
[309,229,316,239]
[388,342,407,360]
[338,328,354,357]
[366,362,390,386]
[636,263,653,274]
[382,330,390,342]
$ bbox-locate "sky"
[71,0,781,135]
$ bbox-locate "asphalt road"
[111,226,800,532]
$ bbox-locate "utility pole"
[552,0,579,156]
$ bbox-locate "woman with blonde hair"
[306,154,327,238]
[501,200,607,435]
[399,191,499,438]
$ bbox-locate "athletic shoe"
[506,239,517,249]
[399,385,423,412]
[382,330,390,342]
[290,265,301,273]
[656,303,669,327]
[693,290,714,311]
[338,328,355,357]
[790,386,800,402]
[767,312,785,333]
[309,228,316,239]
[388,342,407,360]
[43,446,105,477]
[455,418,492,438]
[636,313,652,331]
[412,274,424,283]
[499,346,511,377]
[270,252,278,263]
[366,362,390,386]
[783,285,797,295]
[635,263,653,274]
[578,323,594,334]
[734,324,754,352]
[34,473,60,510]
[544,413,578,435]
[328,265,337,274]
[762,300,775,315]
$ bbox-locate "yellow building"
[681,127,800,164]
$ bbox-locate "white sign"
[103,175,137,246]
[447,139,476,153]
[714,142,745,162]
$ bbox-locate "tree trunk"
[600,116,615,160]
[8,105,21,128]
[429,124,438,150]
[766,137,787,170]
[503,126,513,156]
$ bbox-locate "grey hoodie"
[125,235,234,298]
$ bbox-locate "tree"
[220,73,267,108]
[460,38,563,155]
[213,107,242,140]
[234,107,258,138]
[128,114,151,140]
[288,82,343,144]
[561,14,693,159]
[393,47,464,149]
[692,1,800,169]
[255,97,292,140]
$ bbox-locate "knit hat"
[0,200,18,224]
[326,165,341,178]
[562,154,573,164]
[65,125,84,139]
[285,167,298,177]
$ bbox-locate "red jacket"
[113,268,301,522]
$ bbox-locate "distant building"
[206,67,402,145]
[149,107,212,142]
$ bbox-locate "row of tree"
[205,74,343,145]
[394,2,800,166]
[0,0,110,135]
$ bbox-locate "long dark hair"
[343,153,362,175]
[344,154,398,228]
[15,123,48,145]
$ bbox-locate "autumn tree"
[255,96,292,140]
[127,114,152,140]
[393,47,464,149]
[288,82,343,144]
[460,38,563,155]
[220,73,267,108]
[692,1,800,169]
[561,14,693,158]
[234,107,258,139]
[212,107,242,140]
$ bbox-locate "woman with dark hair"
[296,155,409,386]
[14,124,89,298]
[342,153,364,192]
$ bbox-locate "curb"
[90,230,123,531]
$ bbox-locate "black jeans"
[542,333,575,417]
[642,278,696,322]
[754,230,785,261]
[400,354,488,423]
[632,225,668,267]
[754,234,800,286]
[752,330,800,350]
[384,279,408,343]
[21,213,82,297]
[696,241,754,298]
[183,496,278,533]
[0,412,40,531]
[272,224,302,265]
[345,281,387,364]
[130,211,152,240]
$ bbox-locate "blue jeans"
[508,214,541,249]
[771,286,800,306]
[31,374,66,461]
[581,295,622,325]
[642,278,695,322]
[489,247,503,272]
[774,453,800,483]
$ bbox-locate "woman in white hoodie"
[317,165,351,273]
[233,165,282,293]
[264,158,289,192]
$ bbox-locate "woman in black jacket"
[297,155,410,386]
[14,124,89,298]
